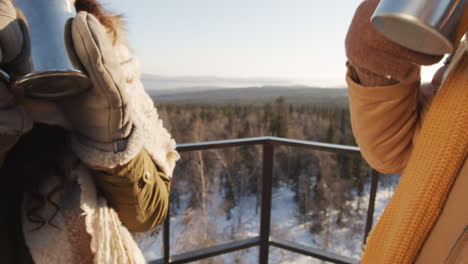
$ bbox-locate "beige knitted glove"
[345,0,443,83]
[0,0,32,135]
[58,11,132,153]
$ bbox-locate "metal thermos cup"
[7,0,90,99]
[371,0,468,55]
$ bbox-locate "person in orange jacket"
[0,0,179,262]
[345,0,467,263]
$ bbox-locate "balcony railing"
[150,136,380,264]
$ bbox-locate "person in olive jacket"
[0,0,179,263]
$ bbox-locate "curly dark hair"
[1,124,71,230]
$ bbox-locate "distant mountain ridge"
[149,86,349,105]
[141,73,296,91]
[142,73,348,105]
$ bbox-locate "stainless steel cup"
[371,0,468,55]
[9,0,90,99]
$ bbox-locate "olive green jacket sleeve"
[92,149,171,232]
[346,73,423,174]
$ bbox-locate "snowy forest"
[135,93,400,263]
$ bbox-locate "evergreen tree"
[270,96,289,137]
[326,123,339,143]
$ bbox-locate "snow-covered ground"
[134,174,400,263]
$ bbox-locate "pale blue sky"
[103,0,439,86]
